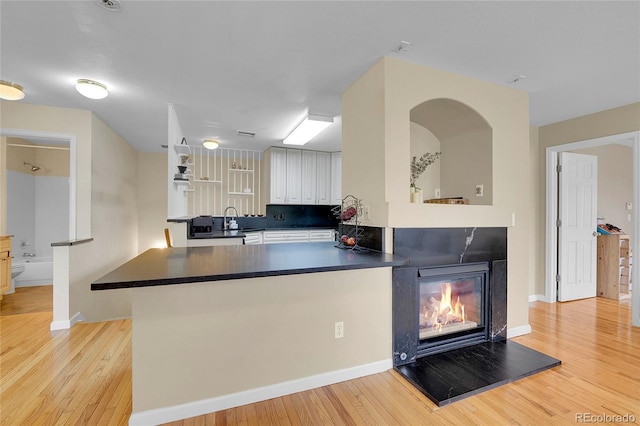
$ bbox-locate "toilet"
[9,263,24,295]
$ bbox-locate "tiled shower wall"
[7,171,69,258]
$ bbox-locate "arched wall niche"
[410,98,493,205]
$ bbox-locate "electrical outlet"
[475,184,484,197]
[334,321,344,339]
[363,206,370,220]
[435,188,441,198]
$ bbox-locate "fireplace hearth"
[392,227,560,406]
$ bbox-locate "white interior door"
[557,152,598,301]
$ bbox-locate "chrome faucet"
[23,252,36,258]
[223,206,239,230]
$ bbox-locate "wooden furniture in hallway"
[597,233,632,299]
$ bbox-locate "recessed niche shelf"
[229,169,254,173]
[228,192,254,196]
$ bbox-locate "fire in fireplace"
[417,263,489,357]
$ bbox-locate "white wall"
[6,171,35,255]
[34,176,69,257]
[536,102,640,296]
[6,171,68,258]
[343,57,532,331]
[1,102,136,322]
[410,122,440,200]
[571,144,634,237]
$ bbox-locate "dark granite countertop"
[92,242,407,290]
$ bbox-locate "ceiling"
[1,1,638,153]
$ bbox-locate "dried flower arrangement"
[410,152,441,188]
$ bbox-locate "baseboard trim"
[528,294,546,303]
[128,359,392,426]
[507,324,532,338]
[50,312,85,331]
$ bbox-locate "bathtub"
[14,256,53,287]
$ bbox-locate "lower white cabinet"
[309,229,335,241]
[262,229,335,244]
[244,232,263,245]
[263,230,309,244]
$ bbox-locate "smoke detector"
[96,0,122,12]
[507,75,527,84]
[392,41,412,53]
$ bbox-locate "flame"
[427,282,465,329]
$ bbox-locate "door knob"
[593,232,598,237]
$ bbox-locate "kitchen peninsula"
[92,242,406,425]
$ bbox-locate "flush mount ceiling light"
[203,138,219,150]
[283,114,334,146]
[0,80,25,100]
[75,79,108,99]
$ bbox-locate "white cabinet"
[285,149,302,203]
[309,229,335,242]
[331,152,342,205]
[262,229,335,244]
[266,147,302,204]
[266,147,340,205]
[244,232,263,245]
[301,150,317,204]
[268,147,288,204]
[263,230,309,244]
[316,152,332,205]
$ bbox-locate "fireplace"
[417,263,489,357]
[392,227,560,406]
[392,228,508,365]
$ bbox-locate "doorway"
[545,131,640,327]
[1,129,77,330]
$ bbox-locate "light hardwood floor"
[1,291,638,425]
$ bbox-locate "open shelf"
[228,192,254,196]
[229,169,254,173]
[193,179,222,184]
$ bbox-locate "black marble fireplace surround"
[392,227,560,406]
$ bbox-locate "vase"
[410,187,422,203]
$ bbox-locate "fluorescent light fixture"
[0,80,25,100]
[203,138,219,150]
[283,114,334,145]
[75,79,108,99]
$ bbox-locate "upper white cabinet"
[331,152,342,205]
[285,148,302,203]
[266,147,340,205]
[301,150,317,204]
[267,147,288,204]
[316,152,332,205]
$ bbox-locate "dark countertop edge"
[91,260,406,291]
[167,216,196,223]
[187,228,337,239]
[51,238,94,247]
